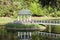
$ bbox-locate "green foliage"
[0,0,60,17]
[2,5,13,17]
[0,0,22,17]
[57,11,60,17]
[29,2,44,16]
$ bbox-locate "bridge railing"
[38,32,60,40]
[32,20,60,24]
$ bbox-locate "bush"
[29,2,45,16]
[57,11,60,17]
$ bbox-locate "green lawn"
[0,17,15,25]
[32,17,60,20]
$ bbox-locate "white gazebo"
[18,9,32,23]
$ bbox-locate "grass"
[0,17,15,25]
[32,17,60,20]
[0,17,60,25]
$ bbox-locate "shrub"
[29,2,45,16]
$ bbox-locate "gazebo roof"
[18,9,31,15]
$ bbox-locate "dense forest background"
[0,0,60,17]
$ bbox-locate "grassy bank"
[0,17,16,25]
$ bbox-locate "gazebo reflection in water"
[18,32,31,40]
[17,29,39,40]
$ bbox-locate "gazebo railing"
[33,20,60,24]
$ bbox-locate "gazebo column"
[23,15,24,23]
[17,15,20,21]
[21,15,23,22]
[26,15,28,22]
[30,15,32,21]
[24,15,26,23]
[20,15,22,21]
[27,15,29,22]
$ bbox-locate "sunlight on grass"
[0,17,15,25]
[32,17,60,20]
